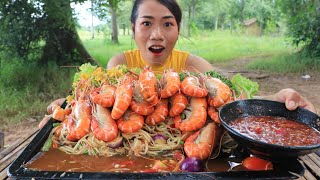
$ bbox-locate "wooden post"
[0,131,4,152]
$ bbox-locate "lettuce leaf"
[231,73,259,99]
[73,63,98,85]
[204,70,233,89]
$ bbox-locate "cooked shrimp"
[174,97,207,132]
[131,100,154,116]
[205,77,231,108]
[138,66,159,106]
[91,104,118,142]
[181,76,208,97]
[66,92,92,141]
[208,106,221,124]
[47,98,66,114]
[52,106,69,121]
[169,92,188,117]
[90,85,116,108]
[130,80,154,115]
[117,110,144,134]
[160,69,180,98]
[146,99,169,125]
[184,123,221,160]
[111,75,134,119]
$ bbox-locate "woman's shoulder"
[107,53,126,69]
[185,53,215,73]
[107,49,141,69]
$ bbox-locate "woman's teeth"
[149,46,165,53]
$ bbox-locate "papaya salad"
[41,63,260,172]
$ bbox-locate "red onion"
[152,134,168,140]
[152,134,168,144]
[107,136,123,148]
[180,157,204,172]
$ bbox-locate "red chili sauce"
[229,116,320,146]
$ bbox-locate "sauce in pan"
[229,116,320,146]
[26,148,238,172]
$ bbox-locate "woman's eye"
[164,22,173,27]
[142,22,151,26]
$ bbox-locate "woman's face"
[133,0,179,66]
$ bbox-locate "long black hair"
[130,0,182,31]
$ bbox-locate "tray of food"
[8,118,306,179]
[8,64,318,179]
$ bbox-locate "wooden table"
[1,130,319,180]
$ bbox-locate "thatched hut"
[243,18,261,36]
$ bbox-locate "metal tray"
[8,119,304,179]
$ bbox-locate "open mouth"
[148,46,165,54]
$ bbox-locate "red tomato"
[254,127,262,134]
[242,156,273,171]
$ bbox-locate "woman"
[39,0,315,128]
[107,0,213,74]
[108,0,315,111]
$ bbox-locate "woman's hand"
[39,98,66,129]
[267,88,316,113]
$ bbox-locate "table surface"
[0,129,319,180]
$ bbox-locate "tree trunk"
[40,0,96,66]
[188,0,196,37]
[111,2,119,44]
[187,4,191,37]
[91,0,95,39]
[215,16,219,30]
[123,24,125,35]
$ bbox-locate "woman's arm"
[185,54,216,73]
[107,53,127,69]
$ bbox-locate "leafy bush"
[0,54,75,127]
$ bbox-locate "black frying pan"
[219,99,320,161]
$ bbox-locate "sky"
[72,1,103,27]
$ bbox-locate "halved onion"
[152,134,168,144]
[180,157,204,172]
[107,136,123,148]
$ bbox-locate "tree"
[117,1,132,35]
[197,0,231,30]
[278,0,320,57]
[0,0,96,66]
[0,0,44,58]
[41,0,95,65]
[243,0,279,35]
[93,0,123,44]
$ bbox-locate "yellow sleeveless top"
[124,49,189,75]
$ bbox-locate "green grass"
[247,53,320,73]
[80,30,295,65]
[176,30,294,62]
[0,58,75,128]
[1,29,317,128]
[80,30,137,67]
[81,30,320,73]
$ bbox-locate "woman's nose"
[150,26,164,41]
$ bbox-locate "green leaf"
[41,133,53,152]
[204,70,234,89]
[231,74,259,99]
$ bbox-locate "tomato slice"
[242,156,273,171]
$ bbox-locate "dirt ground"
[1,58,320,148]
